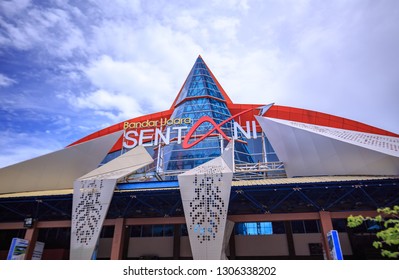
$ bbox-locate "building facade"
[1,56,398,260]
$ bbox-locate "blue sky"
[1,0,398,168]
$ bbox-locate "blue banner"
[327,230,344,260]
[7,238,29,260]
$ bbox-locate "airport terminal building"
[1,56,398,260]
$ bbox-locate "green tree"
[347,205,399,258]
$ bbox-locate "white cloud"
[211,17,240,41]
[211,0,249,11]
[62,89,142,122]
[81,18,206,113]
[174,13,200,30]
[0,0,31,17]
[83,55,177,112]
[91,0,141,19]
[206,49,291,104]
[0,73,16,87]
[0,3,86,56]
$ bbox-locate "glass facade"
[291,220,321,234]
[130,225,174,237]
[234,222,288,235]
[235,222,274,235]
[162,56,254,171]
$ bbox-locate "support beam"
[122,225,130,260]
[24,221,38,260]
[284,221,296,258]
[330,211,378,219]
[0,222,24,230]
[110,218,125,260]
[319,211,333,260]
[229,212,320,222]
[221,220,235,260]
[125,217,185,226]
[173,224,181,259]
[0,210,381,230]
[228,227,236,260]
[37,220,71,228]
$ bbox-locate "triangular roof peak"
[170,56,233,109]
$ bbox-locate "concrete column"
[173,224,181,259]
[24,221,38,260]
[228,227,236,260]
[110,218,125,260]
[319,211,334,260]
[284,221,296,258]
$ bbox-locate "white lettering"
[252,121,258,139]
[139,129,154,147]
[154,127,170,146]
[173,126,188,144]
[123,120,255,149]
[233,121,251,140]
[123,130,138,149]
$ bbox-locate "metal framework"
[1,177,397,223]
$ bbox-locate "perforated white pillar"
[71,178,117,260]
[70,146,153,260]
[178,143,234,260]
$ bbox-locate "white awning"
[0,131,123,194]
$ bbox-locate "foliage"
[347,205,399,258]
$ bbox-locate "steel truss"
[0,178,397,223]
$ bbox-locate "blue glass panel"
[235,222,273,235]
[161,56,254,170]
[264,137,280,162]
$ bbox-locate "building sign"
[122,107,260,149]
[32,241,45,260]
[123,118,192,130]
[123,125,189,148]
[182,116,257,149]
